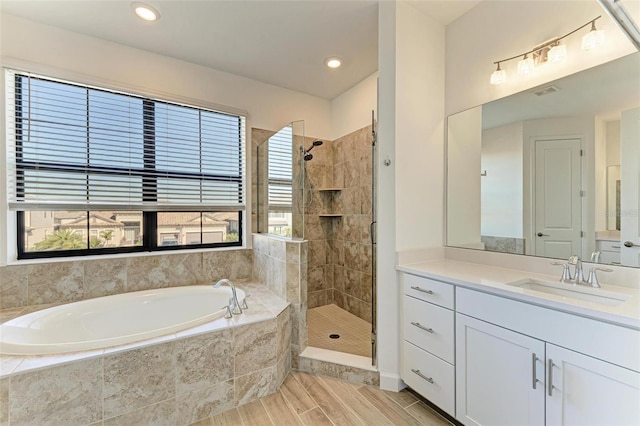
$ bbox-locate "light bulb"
[132,2,160,21]
[582,22,604,51]
[325,57,343,69]
[548,43,567,63]
[517,54,535,75]
[490,63,506,85]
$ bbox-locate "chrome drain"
[329,334,340,339]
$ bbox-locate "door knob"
[624,241,636,248]
[537,232,549,237]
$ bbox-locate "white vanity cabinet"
[456,313,545,426]
[455,287,640,426]
[398,270,640,426]
[401,273,455,416]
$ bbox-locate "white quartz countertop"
[398,259,640,330]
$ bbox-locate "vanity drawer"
[598,240,622,252]
[599,251,621,265]
[403,295,454,363]
[403,273,454,309]
[402,341,455,417]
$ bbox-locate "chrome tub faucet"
[214,279,243,315]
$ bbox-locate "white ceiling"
[0,0,478,100]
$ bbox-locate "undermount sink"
[507,279,631,307]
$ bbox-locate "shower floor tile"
[308,304,371,357]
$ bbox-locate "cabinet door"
[546,344,640,426]
[456,313,545,426]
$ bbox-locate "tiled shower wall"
[0,250,253,310]
[304,125,374,322]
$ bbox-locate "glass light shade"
[518,57,535,74]
[582,30,605,51]
[490,68,506,85]
[548,44,567,63]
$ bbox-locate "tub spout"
[214,279,243,315]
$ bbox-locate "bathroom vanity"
[398,259,640,426]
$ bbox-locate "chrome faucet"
[214,279,243,315]
[567,255,585,284]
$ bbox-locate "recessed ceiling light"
[132,2,160,22]
[325,57,343,69]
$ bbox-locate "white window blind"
[6,70,246,212]
[267,125,293,211]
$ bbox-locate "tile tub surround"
[0,282,291,425]
[0,249,253,310]
[252,234,307,371]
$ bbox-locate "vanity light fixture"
[132,2,160,21]
[517,53,535,75]
[490,15,603,85]
[325,57,343,69]
[582,20,605,51]
[490,62,506,85]
[548,41,567,63]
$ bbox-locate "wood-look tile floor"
[190,371,453,426]
[308,304,371,357]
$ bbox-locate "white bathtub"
[0,285,245,355]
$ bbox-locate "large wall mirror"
[447,52,640,268]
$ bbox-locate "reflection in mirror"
[447,52,640,267]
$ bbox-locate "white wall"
[331,72,378,140]
[0,14,333,139]
[445,0,637,116]
[447,107,482,246]
[606,121,621,166]
[481,122,524,238]
[377,0,445,391]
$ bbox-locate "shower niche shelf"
[318,214,343,218]
[317,187,342,192]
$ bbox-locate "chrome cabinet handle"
[532,353,539,389]
[411,369,434,384]
[410,286,433,294]
[411,322,434,333]
[548,359,555,397]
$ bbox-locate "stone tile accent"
[176,329,233,395]
[0,378,8,426]
[27,261,84,305]
[234,367,276,406]
[83,257,127,299]
[0,266,27,310]
[233,320,277,375]
[297,357,379,387]
[175,380,234,425]
[103,341,177,418]
[104,399,176,426]
[3,249,253,310]
[9,358,102,425]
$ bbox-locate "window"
[267,125,293,237]
[7,71,245,258]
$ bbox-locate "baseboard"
[379,372,405,391]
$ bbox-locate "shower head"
[304,140,323,154]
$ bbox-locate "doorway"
[533,138,583,259]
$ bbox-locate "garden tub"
[0,284,245,355]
